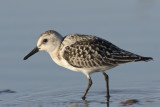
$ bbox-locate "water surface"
[0,0,159,107]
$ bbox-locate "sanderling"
[23,30,152,100]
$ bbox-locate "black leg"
[82,78,92,100]
[102,72,110,101]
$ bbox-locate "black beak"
[23,47,39,60]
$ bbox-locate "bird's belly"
[55,57,116,73]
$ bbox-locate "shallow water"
[0,0,160,107]
[0,85,160,107]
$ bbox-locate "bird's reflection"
[68,97,110,107]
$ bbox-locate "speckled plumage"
[60,34,151,68]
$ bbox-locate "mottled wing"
[62,34,150,68]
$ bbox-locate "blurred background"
[0,0,159,107]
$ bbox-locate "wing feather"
[62,34,147,68]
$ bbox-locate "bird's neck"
[48,38,63,65]
[48,47,62,66]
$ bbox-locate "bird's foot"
[81,96,86,100]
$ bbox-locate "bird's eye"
[43,39,48,43]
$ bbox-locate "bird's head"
[23,30,63,60]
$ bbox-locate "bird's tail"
[135,56,153,62]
